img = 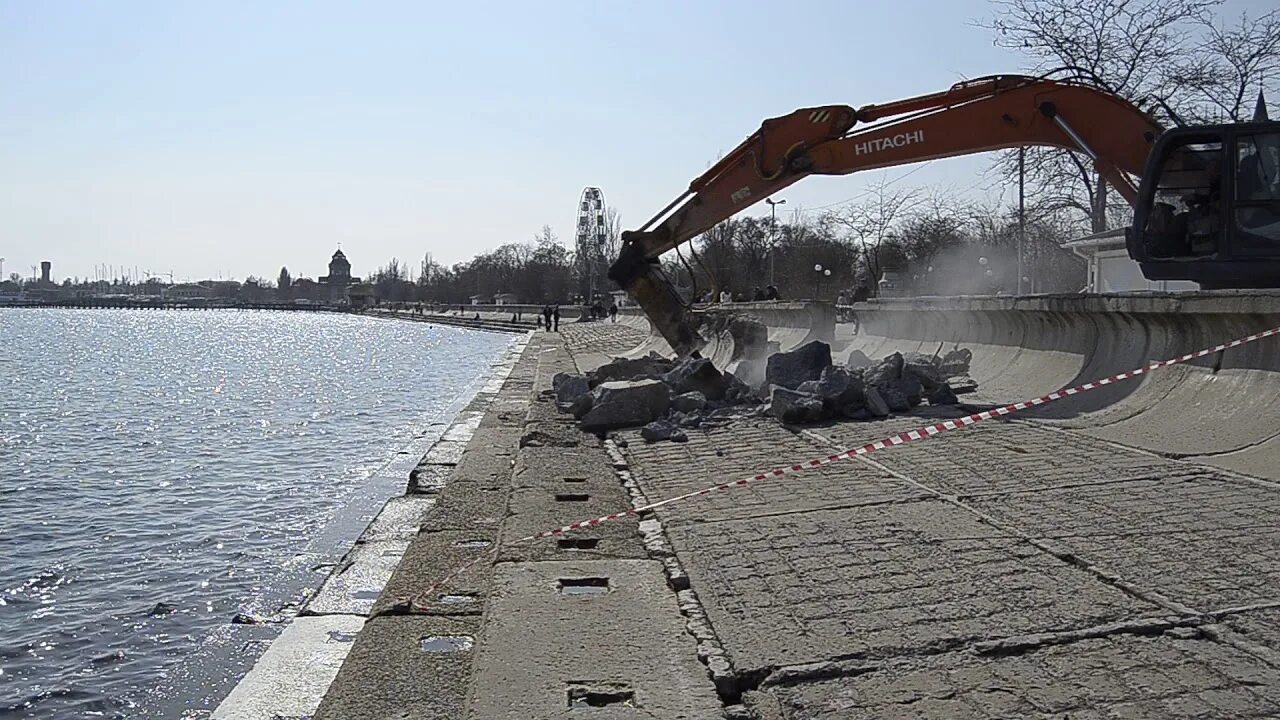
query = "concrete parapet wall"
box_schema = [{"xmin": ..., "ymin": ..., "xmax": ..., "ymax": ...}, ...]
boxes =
[
  {"xmin": 842, "ymin": 292, "xmax": 1280, "ymax": 475},
  {"xmin": 614, "ymin": 301, "xmax": 836, "ymax": 363}
]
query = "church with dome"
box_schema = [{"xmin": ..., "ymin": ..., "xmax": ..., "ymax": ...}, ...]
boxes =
[{"xmin": 319, "ymin": 248, "xmax": 362, "ymax": 303}]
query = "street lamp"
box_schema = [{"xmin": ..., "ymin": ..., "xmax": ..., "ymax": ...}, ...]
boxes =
[
  {"xmin": 765, "ymin": 197, "xmax": 786, "ymax": 286},
  {"xmin": 813, "ymin": 263, "xmax": 831, "ymax": 298}
]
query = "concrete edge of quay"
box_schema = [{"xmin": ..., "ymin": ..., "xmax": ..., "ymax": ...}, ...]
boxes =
[
  {"xmin": 307, "ymin": 327, "xmax": 728, "ymax": 719},
  {"xmin": 208, "ymin": 329, "xmax": 532, "ymax": 720}
]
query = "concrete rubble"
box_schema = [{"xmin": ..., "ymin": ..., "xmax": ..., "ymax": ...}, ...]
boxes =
[
  {"xmin": 548, "ymin": 354, "xmax": 765, "ymax": 442},
  {"xmin": 548, "ymin": 340, "xmax": 978, "ymax": 441}
]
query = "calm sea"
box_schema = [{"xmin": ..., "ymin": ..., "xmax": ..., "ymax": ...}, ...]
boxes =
[{"xmin": 0, "ymin": 309, "xmax": 513, "ymax": 719}]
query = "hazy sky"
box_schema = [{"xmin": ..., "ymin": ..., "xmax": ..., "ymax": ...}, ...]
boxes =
[{"xmin": 0, "ymin": 0, "xmax": 1268, "ymax": 283}]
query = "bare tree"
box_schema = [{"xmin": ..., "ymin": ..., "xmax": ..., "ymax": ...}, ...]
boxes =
[
  {"xmin": 821, "ymin": 178, "xmax": 920, "ymax": 295},
  {"xmin": 981, "ymin": 0, "xmax": 1219, "ymax": 233},
  {"xmin": 1170, "ymin": 9, "xmax": 1280, "ymax": 122}
]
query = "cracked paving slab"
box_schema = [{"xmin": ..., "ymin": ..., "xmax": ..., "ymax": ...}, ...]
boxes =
[
  {"xmin": 663, "ymin": 498, "xmax": 1158, "ymax": 674},
  {"xmin": 748, "ymin": 628, "xmax": 1280, "ymax": 719}
]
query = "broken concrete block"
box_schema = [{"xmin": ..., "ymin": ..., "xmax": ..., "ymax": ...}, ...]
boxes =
[
  {"xmin": 768, "ymin": 386, "xmax": 828, "ymax": 424},
  {"xmin": 579, "ymin": 379, "xmax": 671, "ymax": 431},
  {"xmin": 671, "ymin": 391, "xmax": 708, "ymax": 414},
  {"xmin": 864, "ymin": 352, "xmax": 904, "ymax": 387},
  {"xmin": 902, "ymin": 352, "xmax": 945, "ymax": 392},
  {"xmin": 588, "ymin": 356, "xmax": 675, "ymax": 387},
  {"xmin": 764, "ymin": 341, "xmax": 832, "ymax": 390},
  {"xmin": 641, "ymin": 418, "xmax": 688, "ymax": 443},
  {"xmin": 938, "ymin": 348, "xmax": 973, "ymax": 377},
  {"xmin": 662, "ymin": 358, "xmax": 726, "ymax": 400},
  {"xmin": 864, "ymin": 386, "xmax": 891, "ymax": 418},
  {"xmin": 552, "ymin": 373, "xmax": 591, "ymax": 408},
  {"xmin": 947, "ymin": 375, "xmax": 979, "ymax": 395},
  {"xmin": 927, "ymin": 383, "xmax": 960, "ymax": 406}
]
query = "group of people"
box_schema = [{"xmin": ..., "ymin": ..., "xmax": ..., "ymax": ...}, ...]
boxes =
[
  {"xmin": 704, "ymin": 285, "xmax": 781, "ymax": 304},
  {"xmin": 540, "ymin": 304, "xmax": 561, "ymax": 332}
]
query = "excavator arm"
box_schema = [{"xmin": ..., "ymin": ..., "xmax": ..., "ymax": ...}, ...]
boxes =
[{"xmin": 608, "ymin": 75, "xmax": 1163, "ymax": 355}]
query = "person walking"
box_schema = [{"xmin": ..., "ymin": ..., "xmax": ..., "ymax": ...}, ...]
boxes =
[
  {"xmin": 719, "ymin": 288, "xmax": 732, "ymax": 304},
  {"xmin": 552, "ymin": 304, "xmax": 561, "ymax": 332},
  {"xmin": 542, "ymin": 304, "xmax": 553, "ymax": 332}
]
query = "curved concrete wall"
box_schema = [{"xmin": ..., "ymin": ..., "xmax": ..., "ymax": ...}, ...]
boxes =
[
  {"xmin": 840, "ymin": 293, "xmax": 1280, "ymax": 476},
  {"xmin": 614, "ymin": 302, "xmax": 836, "ymax": 369},
  {"xmin": 616, "ymin": 293, "xmax": 1280, "ymax": 477}
]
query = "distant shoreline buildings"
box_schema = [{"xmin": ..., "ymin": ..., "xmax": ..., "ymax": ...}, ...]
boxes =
[{"xmin": 0, "ymin": 248, "xmax": 375, "ymax": 308}]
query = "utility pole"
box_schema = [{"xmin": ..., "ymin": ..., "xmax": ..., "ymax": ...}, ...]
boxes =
[
  {"xmin": 1017, "ymin": 147, "xmax": 1026, "ymax": 295},
  {"xmin": 765, "ymin": 197, "xmax": 786, "ymax": 286}
]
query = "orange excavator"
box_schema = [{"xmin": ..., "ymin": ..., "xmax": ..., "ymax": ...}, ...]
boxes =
[{"xmin": 608, "ymin": 74, "xmax": 1280, "ymax": 356}]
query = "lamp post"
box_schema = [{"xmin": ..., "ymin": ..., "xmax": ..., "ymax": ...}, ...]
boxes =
[
  {"xmin": 814, "ymin": 263, "xmax": 831, "ymax": 298},
  {"xmin": 765, "ymin": 197, "xmax": 786, "ymax": 287}
]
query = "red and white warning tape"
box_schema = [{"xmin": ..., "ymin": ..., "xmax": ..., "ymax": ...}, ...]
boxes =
[{"xmin": 410, "ymin": 325, "xmax": 1280, "ymax": 607}]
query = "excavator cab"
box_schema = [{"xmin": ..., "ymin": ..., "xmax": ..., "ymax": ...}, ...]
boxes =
[{"xmin": 1130, "ymin": 123, "xmax": 1280, "ymax": 288}]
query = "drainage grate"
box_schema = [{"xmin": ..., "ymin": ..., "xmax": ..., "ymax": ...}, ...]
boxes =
[
  {"xmin": 350, "ymin": 589, "xmax": 382, "ymax": 600},
  {"xmin": 454, "ymin": 539, "xmax": 491, "ymax": 548},
  {"xmin": 562, "ymin": 476, "xmax": 587, "ymax": 483},
  {"xmin": 558, "ymin": 577, "xmax": 609, "ymax": 596},
  {"xmin": 555, "ymin": 493, "xmax": 590, "ymax": 502},
  {"xmin": 567, "ymin": 683, "xmax": 636, "ymax": 708},
  {"xmin": 557, "ymin": 538, "xmax": 600, "ymax": 551},
  {"xmin": 420, "ymin": 635, "xmax": 474, "ymax": 652}
]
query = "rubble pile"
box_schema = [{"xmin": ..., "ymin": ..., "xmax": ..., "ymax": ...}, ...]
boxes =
[
  {"xmin": 548, "ymin": 342, "xmax": 978, "ymax": 443},
  {"xmin": 764, "ymin": 341, "xmax": 977, "ymax": 424},
  {"xmin": 550, "ymin": 354, "xmax": 764, "ymax": 443}
]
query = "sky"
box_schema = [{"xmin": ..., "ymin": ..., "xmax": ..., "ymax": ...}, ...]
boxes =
[{"xmin": 0, "ymin": 0, "xmax": 1269, "ymax": 283}]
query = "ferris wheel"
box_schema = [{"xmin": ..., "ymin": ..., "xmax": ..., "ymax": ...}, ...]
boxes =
[{"xmin": 576, "ymin": 187, "xmax": 608, "ymax": 300}]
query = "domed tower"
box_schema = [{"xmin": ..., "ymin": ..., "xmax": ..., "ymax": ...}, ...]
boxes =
[{"xmin": 327, "ymin": 249, "xmax": 352, "ymax": 283}]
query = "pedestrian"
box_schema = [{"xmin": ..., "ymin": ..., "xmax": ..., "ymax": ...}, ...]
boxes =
[
  {"xmin": 608, "ymin": 302, "xmax": 618, "ymax": 323},
  {"xmin": 543, "ymin": 304, "xmax": 553, "ymax": 332},
  {"xmin": 719, "ymin": 288, "xmax": 732, "ymax": 304},
  {"xmin": 552, "ymin": 304, "xmax": 561, "ymax": 332},
  {"xmin": 752, "ymin": 286, "xmax": 765, "ymax": 301},
  {"xmin": 765, "ymin": 285, "xmax": 780, "ymax": 300}
]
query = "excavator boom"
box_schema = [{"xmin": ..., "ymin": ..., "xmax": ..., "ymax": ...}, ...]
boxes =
[{"xmin": 609, "ymin": 75, "xmax": 1164, "ymax": 355}]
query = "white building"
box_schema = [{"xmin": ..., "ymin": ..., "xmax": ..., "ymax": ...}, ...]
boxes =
[
  {"xmin": 1062, "ymin": 229, "xmax": 1199, "ymax": 293},
  {"xmin": 162, "ymin": 283, "xmax": 215, "ymax": 300}
]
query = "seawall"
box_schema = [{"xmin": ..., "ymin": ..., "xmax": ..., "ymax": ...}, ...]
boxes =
[{"xmin": 842, "ymin": 292, "xmax": 1280, "ymax": 479}]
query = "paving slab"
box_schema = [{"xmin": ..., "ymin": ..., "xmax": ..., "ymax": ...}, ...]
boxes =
[
  {"xmin": 467, "ymin": 559, "xmax": 721, "ymax": 719},
  {"xmin": 666, "ymin": 499, "xmax": 1158, "ymax": 674},
  {"xmin": 371, "ymin": 529, "xmax": 497, "ymax": 617},
  {"xmin": 211, "ymin": 614, "xmax": 364, "ymax": 720},
  {"xmin": 821, "ymin": 417, "xmax": 1177, "ymax": 498},
  {"xmin": 496, "ymin": 445, "xmax": 645, "ymax": 562},
  {"xmin": 417, "ymin": 479, "xmax": 510, "ymax": 534},
  {"xmin": 312, "ymin": 615, "xmax": 479, "ymax": 720},
  {"xmin": 749, "ymin": 630, "xmax": 1280, "ymax": 719},
  {"xmin": 621, "ymin": 418, "xmax": 933, "ymax": 524},
  {"xmin": 966, "ymin": 473, "xmax": 1280, "ymax": 611}
]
